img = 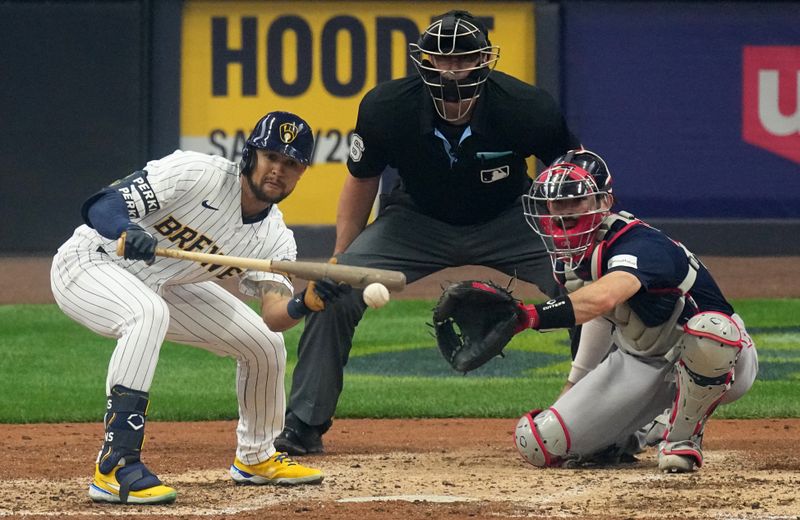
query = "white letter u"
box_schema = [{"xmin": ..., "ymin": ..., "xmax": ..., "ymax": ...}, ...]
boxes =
[{"xmin": 758, "ymin": 70, "xmax": 800, "ymax": 136}]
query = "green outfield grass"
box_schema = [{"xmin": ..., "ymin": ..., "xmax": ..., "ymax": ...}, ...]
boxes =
[{"xmin": 0, "ymin": 299, "xmax": 798, "ymax": 423}]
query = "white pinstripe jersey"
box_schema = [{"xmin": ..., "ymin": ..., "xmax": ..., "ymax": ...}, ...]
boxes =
[{"xmin": 63, "ymin": 150, "xmax": 296, "ymax": 296}]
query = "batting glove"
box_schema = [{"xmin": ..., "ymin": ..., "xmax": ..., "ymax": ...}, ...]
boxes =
[
  {"xmin": 287, "ymin": 278, "xmax": 351, "ymax": 319},
  {"xmin": 123, "ymin": 224, "xmax": 157, "ymax": 265}
]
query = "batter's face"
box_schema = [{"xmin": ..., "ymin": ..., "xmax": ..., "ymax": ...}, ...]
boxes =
[{"xmin": 245, "ymin": 149, "xmax": 306, "ymax": 205}]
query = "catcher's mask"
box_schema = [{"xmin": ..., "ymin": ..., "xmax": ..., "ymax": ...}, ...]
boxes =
[
  {"xmin": 523, "ymin": 149, "xmax": 613, "ymax": 273},
  {"xmin": 240, "ymin": 111, "xmax": 315, "ymax": 176},
  {"xmin": 409, "ymin": 10, "xmax": 500, "ymax": 122}
]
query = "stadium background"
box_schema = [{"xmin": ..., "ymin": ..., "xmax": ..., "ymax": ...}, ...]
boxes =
[
  {"xmin": 1, "ymin": 0, "xmax": 798, "ymax": 260},
  {"xmin": 0, "ymin": 2, "xmax": 799, "ymax": 518}
]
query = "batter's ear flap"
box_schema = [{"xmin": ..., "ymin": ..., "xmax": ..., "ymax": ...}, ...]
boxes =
[{"xmin": 240, "ymin": 145, "xmax": 254, "ymax": 175}]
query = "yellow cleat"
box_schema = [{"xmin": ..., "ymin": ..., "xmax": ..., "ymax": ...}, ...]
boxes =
[
  {"xmin": 230, "ymin": 452, "xmax": 324, "ymax": 485},
  {"xmin": 89, "ymin": 463, "xmax": 177, "ymax": 504}
]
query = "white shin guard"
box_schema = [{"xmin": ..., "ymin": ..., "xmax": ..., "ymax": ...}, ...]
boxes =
[{"xmin": 666, "ymin": 312, "xmax": 744, "ymax": 444}]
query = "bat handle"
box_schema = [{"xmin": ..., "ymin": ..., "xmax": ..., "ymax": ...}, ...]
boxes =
[{"xmin": 116, "ymin": 233, "xmax": 126, "ymax": 257}]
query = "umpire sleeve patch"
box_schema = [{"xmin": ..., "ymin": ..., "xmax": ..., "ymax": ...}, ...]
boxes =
[
  {"xmin": 110, "ymin": 170, "xmax": 161, "ymax": 217},
  {"xmin": 349, "ymin": 133, "xmax": 365, "ymax": 162}
]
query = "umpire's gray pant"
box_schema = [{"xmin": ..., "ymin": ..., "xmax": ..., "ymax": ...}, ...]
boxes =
[{"xmin": 287, "ymin": 191, "xmax": 557, "ymax": 427}]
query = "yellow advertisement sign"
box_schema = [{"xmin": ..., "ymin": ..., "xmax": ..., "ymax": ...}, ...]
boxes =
[{"xmin": 181, "ymin": 1, "xmax": 536, "ymax": 224}]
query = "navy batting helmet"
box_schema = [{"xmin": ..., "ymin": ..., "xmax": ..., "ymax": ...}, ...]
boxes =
[{"xmin": 240, "ymin": 111, "xmax": 315, "ymax": 174}]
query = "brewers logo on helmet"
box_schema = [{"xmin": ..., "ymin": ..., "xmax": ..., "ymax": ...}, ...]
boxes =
[
  {"xmin": 240, "ymin": 111, "xmax": 315, "ymax": 174},
  {"xmin": 279, "ymin": 122, "xmax": 299, "ymax": 144}
]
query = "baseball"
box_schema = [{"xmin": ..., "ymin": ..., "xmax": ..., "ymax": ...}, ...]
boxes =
[{"xmin": 363, "ymin": 282, "xmax": 390, "ymax": 309}]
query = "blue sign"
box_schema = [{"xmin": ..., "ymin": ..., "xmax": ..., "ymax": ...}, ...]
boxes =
[{"xmin": 562, "ymin": 2, "xmax": 800, "ymax": 219}]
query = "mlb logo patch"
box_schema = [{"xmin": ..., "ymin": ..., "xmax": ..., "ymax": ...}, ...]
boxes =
[{"xmin": 480, "ymin": 165, "xmax": 510, "ymax": 183}]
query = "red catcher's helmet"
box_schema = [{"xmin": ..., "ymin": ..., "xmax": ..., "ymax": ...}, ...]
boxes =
[{"xmin": 523, "ymin": 149, "xmax": 613, "ymax": 272}]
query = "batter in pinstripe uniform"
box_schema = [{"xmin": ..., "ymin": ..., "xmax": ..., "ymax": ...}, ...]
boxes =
[{"xmin": 50, "ymin": 111, "xmax": 348, "ymax": 505}]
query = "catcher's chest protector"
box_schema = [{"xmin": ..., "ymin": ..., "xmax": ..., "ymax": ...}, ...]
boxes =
[{"xmin": 563, "ymin": 212, "xmax": 700, "ymax": 358}]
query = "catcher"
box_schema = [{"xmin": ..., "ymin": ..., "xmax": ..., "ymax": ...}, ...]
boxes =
[{"xmin": 433, "ymin": 149, "xmax": 758, "ymax": 472}]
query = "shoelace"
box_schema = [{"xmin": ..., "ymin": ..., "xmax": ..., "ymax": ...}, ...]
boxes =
[{"xmin": 273, "ymin": 452, "xmax": 297, "ymax": 466}]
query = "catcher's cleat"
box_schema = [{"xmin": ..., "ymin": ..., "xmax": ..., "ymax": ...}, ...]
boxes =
[
  {"xmin": 643, "ymin": 410, "xmax": 670, "ymax": 447},
  {"xmin": 230, "ymin": 452, "xmax": 324, "ymax": 485},
  {"xmin": 658, "ymin": 440, "xmax": 703, "ymax": 473},
  {"xmin": 89, "ymin": 462, "xmax": 177, "ymax": 505}
]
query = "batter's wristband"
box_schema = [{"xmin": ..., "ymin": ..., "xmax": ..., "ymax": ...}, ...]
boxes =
[
  {"xmin": 287, "ymin": 293, "xmax": 312, "ymax": 319},
  {"xmin": 533, "ymin": 295, "xmax": 576, "ymax": 330}
]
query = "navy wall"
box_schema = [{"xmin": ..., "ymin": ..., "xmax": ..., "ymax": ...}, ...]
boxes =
[
  {"xmin": 1, "ymin": 2, "xmax": 150, "ymax": 253},
  {"xmin": 561, "ymin": 1, "xmax": 800, "ymax": 220}
]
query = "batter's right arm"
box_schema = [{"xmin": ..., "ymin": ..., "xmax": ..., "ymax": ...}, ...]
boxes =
[{"xmin": 333, "ymin": 174, "xmax": 380, "ymax": 255}]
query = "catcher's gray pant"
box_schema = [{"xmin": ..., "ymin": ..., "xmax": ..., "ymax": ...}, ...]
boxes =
[
  {"xmin": 550, "ymin": 327, "xmax": 758, "ymax": 459},
  {"xmin": 287, "ymin": 191, "xmax": 557, "ymax": 427}
]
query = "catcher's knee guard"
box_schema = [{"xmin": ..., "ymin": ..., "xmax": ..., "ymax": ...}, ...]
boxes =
[
  {"xmin": 514, "ymin": 408, "xmax": 570, "ymax": 467},
  {"xmin": 665, "ymin": 312, "xmax": 744, "ymax": 448}
]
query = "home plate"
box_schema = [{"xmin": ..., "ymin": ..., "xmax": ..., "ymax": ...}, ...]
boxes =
[{"xmin": 338, "ymin": 495, "xmax": 474, "ymax": 503}]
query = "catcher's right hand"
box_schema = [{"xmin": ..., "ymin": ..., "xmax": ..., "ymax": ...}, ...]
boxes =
[{"xmin": 432, "ymin": 280, "xmax": 527, "ymax": 373}]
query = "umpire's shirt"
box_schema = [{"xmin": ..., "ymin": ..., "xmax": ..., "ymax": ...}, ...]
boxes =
[{"xmin": 347, "ymin": 71, "xmax": 581, "ymax": 225}]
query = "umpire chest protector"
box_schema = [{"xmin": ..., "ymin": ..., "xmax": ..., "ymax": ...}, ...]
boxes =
[{"xmin": 563, "ymin": 212, "xmax": 701, "ymax": 358}]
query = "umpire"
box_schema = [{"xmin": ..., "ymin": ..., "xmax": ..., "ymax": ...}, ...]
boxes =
[{"xmin": 275, "ymin": 9, "xmax": 581, "ymax": 455}]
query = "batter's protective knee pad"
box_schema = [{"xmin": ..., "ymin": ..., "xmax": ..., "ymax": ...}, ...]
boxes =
[
  {"xmin": 666, "ymin": 312, "xmax": 744, "ymax": 444},
  {"xmin": 514, "ymin": 408, "xmax": 570, "ymax": 467}
]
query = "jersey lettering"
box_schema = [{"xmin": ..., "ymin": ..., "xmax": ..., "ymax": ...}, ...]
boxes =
[
  {"xmin": 154, "ymin": 216, "xmax": 182, "ymax": 236},
  {"xmin": 170, "ymin": 227, "xmax": 199, "ymax": 249},
  {"xmin": 218, "ymin": 266, "xmax": 243, "ymax": 278},
  {"xmin": 152, "ymin": 216, "xmax": 242, "ymax": 279}
]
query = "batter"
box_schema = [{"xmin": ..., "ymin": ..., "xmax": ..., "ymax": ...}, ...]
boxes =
[{"xmin": 50, "ymin": 111, "xmax": 348, "ymax": 504}]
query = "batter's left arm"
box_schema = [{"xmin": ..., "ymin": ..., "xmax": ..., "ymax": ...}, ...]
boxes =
[
  {"xmin": 257, "ymin": 281, "xmax": 299, "ymax": 332},
  {"xmin": 256, "ymin": 279, "xmax": 351, "ymax": 332}
]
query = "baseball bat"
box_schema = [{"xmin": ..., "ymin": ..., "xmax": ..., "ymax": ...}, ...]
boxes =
[{"xmin": 116, "ymin": 234, "xmax": 406, "ymax": 291}]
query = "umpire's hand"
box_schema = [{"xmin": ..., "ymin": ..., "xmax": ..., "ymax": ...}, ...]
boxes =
[{"xmin": 123, "ymin": 224, "xmax": 157, "ymax": 265}]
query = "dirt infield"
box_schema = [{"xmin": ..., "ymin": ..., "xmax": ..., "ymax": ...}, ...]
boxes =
[
  {"xmin": 1, "ymin": 419, "xmax": 799, "ymax": 519},
  {"xmin": 2, "ymin": 257, "xmax": 799, "ymax": 519}
]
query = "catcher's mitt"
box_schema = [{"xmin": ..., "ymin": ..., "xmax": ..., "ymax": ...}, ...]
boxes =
[{"xmin": 432, "ymin": 280, "xmax": 525, "ymax": 373}]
